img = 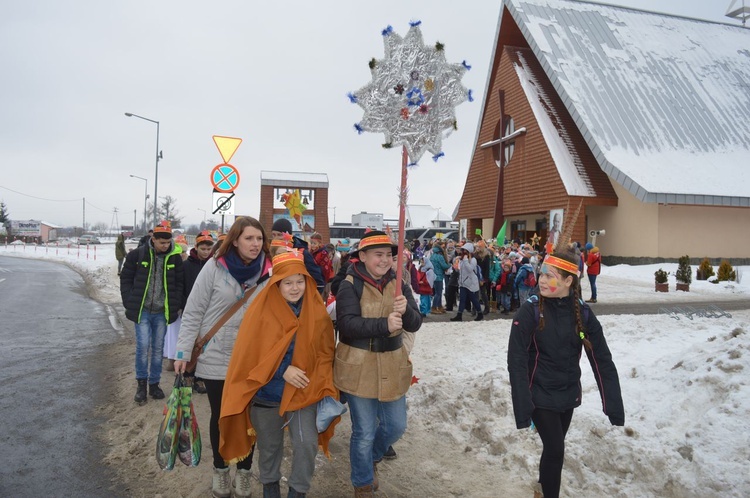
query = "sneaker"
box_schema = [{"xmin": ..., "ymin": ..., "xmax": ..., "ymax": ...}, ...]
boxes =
[
  {"xmin": 586, "ymin": 298, "xmax": 597, "ymax": 303},
  {"xmin": 149, "ymin": 383, "xmax": 165, "ymax": 400},
  {"xmin": 212, "ymin": 467, "xmax": 231, "ymax": 498},
  {"xmin": 233, "ymin": 468, "xmax": 252, "ymax": 498},
  {"xmin": 383, "ymin": 445, "xmax": 398, "ymax": 460},
  {"xmin": 193, "ymin": 380, "xmax": 207, "ymax": 394},
  {"xmin": 287, "ymin": 486, "xmax": 306, "ymax": 498}
]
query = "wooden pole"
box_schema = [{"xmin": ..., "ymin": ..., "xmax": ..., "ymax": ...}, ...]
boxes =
[{"xmin": 395, "ymin": 146, "xmax": 408, "ymax": 296}]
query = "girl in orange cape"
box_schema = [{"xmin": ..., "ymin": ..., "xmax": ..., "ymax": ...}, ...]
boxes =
[{"xmin": 220, "ymin": 250, "xmax": 340, "ymax": 497}]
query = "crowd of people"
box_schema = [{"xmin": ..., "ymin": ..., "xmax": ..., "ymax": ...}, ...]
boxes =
[{"xmin": 118, "ymin": 220, "xmax": 617, "ymax": 498}]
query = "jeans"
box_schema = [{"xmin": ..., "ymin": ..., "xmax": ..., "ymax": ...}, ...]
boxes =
[
  {"xmin": 588, "ymin": 274, "xmax": 598, "ymax": 300},
  {"xmin": 500, "ymin": 292, "xmax": 512, "ymax": 311},
  {"xmin": 431, "ymin": 279, "xmax": 444, "ymax": 309},
  {"xmin": 347, "ymin": 394, "xmax": 407, "ymax": 487},
  {"xmin": 134, "ymin": 310, "xmax": 167, "ymax": 384},
  {"xmin": 457, "ymin": 287, "xmax": 482, "ymax": 315}
]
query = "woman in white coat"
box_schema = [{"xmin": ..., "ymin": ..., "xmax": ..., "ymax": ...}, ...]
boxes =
[{"xmin": 174, "ymin": 216, "xmax": 272, "ymax": 498}]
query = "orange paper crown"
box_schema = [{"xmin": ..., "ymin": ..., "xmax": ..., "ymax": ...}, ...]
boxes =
[
  {"xmin": 358, "ymin": 234, "xmax": 394, "ymax": 251},
  {"xmin": 196, "ymin": 230, "xmax": 214, "ymax": 245},
  {"xmin": 543, "ymin": 255, "xmax": 580, "ymax": 276},
  {"xmin": 271, "ymin": 232, "xmax": 293, "ymax": 248},
  {"xmin": 271, "ymin": 249, "xmax": 305, "ymax": 270},
  {"xmin": 154, "ymin": 220, "xmax": 172, "ymax": 234}
]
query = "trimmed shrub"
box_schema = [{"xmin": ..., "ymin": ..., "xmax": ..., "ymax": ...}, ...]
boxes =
[
  {"xmin": 654, "ymin": 268, "xmax": 668, "ymax": 283},
  {"xmin": 675, "ymin": 255, "xmax": 692, "ymax": 284},
  {"xmin": 717, "ymin": 260, "xmax": 736, "ymax": 282},
  {"xmin": 697, "ymin": 258, "xmax": 715, "ymax": 280}
]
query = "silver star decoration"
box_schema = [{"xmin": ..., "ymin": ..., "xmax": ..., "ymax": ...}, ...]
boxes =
[{"xmin": 350, "ymin": 23, "xmax": 471, "ymax": 163}]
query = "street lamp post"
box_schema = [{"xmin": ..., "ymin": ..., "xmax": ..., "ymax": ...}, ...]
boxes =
[
  {"xmin": 197, "ymin": 208, "xmax": 207, "ymax": 224},
  {"xmin": 129, "ymin": 174, "xmax": 148, "ymax": 234},
  {"xmin": 125, "ymin": 112, "xmax": 161, "ymax": 227}
]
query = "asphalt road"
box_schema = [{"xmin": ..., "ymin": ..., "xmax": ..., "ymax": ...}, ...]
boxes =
[{"xmin": 0, "ymin": 256, "xmax": 125, "ymax": 497}]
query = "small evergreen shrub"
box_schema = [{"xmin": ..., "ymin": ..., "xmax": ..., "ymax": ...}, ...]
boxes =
[
  {"xmin": 717, "ymin": 260, "xmax": 736, "ymax": 282},
  {"xmin": 675, "ymin": 255, "xmax": 692, "ymax": 284},
  {"xmin": 697, "ymin": 258, "xmax": 715, "ymax": 280},
  {"xmin": 654, "ymin": 268, "xmax": 668, "ymax": 283}
]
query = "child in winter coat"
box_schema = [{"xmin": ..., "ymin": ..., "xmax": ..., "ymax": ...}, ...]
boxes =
[
  {"xmin": 496, "ymin": 260, "xmax": 514, "ymax": 314},
  {"xmin": 417, "ymin": 256, "xmax": 435, "ymax": 317}
]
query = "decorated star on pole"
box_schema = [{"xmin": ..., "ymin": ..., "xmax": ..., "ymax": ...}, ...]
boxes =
[
  {"xmin": 348, "ymin": 21, "xmax": 473, "ymax": 164},
  {"xmin": 280, "ymin": 189, "xmax": 307, "ymax": 229}
]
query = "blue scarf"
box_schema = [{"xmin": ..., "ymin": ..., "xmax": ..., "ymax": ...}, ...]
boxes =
[{"xmin": 224, "ymin": 249, "xmax": 265, "ymax": 286}]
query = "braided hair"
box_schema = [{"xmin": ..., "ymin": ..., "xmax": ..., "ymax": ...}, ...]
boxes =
[{"xmin": 537, "ymin": 247, "xmax": 592, "ymax": 351}]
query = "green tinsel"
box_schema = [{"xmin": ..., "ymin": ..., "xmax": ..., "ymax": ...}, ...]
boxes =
[
  {"xmin": 369, "ymin": 58, "xmax": 377, "ymax": 70},
  {"xmin": 382, "ymin": 142, "xmax": 393, "ymax": 149},
  {"xmin": 452, "ymin": 120, "xmax": 458, "ymax": 131},
  {"xmin": 435, "ymin": 41, "xmax": 444, "ymax": 52}
]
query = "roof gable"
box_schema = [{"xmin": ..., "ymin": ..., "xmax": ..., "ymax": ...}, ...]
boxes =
[{"xmin": 505, "ymin": 0, "xmax": 750, "ymax": 205}]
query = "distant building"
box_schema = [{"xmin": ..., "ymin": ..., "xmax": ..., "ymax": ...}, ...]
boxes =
[
  {"xmin": 456, "ymin": 0, "xmax": 750, "ymax": 259},
  {"xmin": 259, "ymin": 171, "xmax": 330, "ymax": 241},
  {"xmin": 351, "ymin": 212, "xmax": 383, "ymax": 229},
  {"xmin": 10, "ymin": 220, "xmax": 60, "ymax": 243}
]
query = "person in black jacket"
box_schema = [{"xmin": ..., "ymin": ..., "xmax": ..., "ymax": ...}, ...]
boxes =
[
  {"xmin": 507, "ymin": 247, "xmax": 624, "ymax": 498},
  {"xmin": 120, "ymin": 221, "xmax": 184, "ymax": 404}
]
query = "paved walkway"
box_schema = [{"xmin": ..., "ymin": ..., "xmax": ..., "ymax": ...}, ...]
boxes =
[{"xmin": 423, "ymin": 299, "xmax": 749, "ymax": 323}]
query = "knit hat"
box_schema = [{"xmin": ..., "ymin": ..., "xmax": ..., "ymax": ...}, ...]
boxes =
[
  {"xmin": 271, "ymin": 218, "xmax": 293, "ymax": 234},
  {"xmin": 336, "ymin": 238, "xmax": 351, "ymax": 252},
  {"xmin": 153, "ymin": 220, "xmax": 172, "ymax": 239},
  {"xmin": 351, "ymin": 230, "xmax": 397, "ymax": 258},
  {"xmin": 585, "ymin": 242, "xmax": 594, "ymax": 251},
  {"xmin": 196, "ymin": 230, "xmax": 214, "ymax": 246}
]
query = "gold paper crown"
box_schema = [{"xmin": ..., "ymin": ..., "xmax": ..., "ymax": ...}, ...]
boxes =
[{"xmin": 271, "ymin": 232, "xmax": 293, "ymax": 248}]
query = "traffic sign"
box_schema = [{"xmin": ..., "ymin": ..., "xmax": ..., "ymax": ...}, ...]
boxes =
[
  {"xmin": 212, "ymin": 191, "xmax": 235, "ymax": 215},
  {"xmin": 210, "ymin": 163, "xmax": 240, "ymax": 193},
  {"xmin": 212, "ymin": 135, "xmax": 243, "ymax": 164}
]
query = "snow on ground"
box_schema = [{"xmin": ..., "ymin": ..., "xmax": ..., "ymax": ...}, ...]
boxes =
[{"xmin": 2, "ymin": 243, "xmax": 749, "ymax": 497}]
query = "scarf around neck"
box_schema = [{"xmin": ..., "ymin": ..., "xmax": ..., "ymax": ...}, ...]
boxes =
[{"xmin": 224, "ymin": 248, "xmax": 264, "ymax": 286}]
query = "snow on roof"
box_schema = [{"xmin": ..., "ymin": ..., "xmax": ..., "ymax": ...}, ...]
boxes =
[
  {"xmin": 505, "ymin": 0, "xmax": 750, "ymax": 205},
  {"xmin": 512, "ymin": 49, "xmax": 596, "ymax": 197},
  {"xmin": 259, "ymin": 170, "xmax": 329, "ymax": 188},
  {"xmin": 406, "ymin": 205, "xmax": 454, "ymax": 227}
]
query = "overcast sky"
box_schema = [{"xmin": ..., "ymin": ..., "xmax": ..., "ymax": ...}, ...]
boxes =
[{"xmin": 0, "ymin": 0, "xmax": 738, "ymax": 229}]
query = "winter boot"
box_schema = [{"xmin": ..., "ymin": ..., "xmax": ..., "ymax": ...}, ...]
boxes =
[
  {"xmin": 449, "ymin": 313, "xmax": 463, "ymax": 322},
  {"xmin": 212, "ymin": 467, "xmax": 231, "ymax": 498},
  {"xmin": 263, "ymin": 481, "xmax": 281, "ymax": 498},
  {"xmin": 438, "ymin": 306, "xmax": 447, "ymax": 314},
  {"xmin": 149, "ymin": 383, "xmax": 165, "ymax": 400},
  {"xmin": 474, "ymin": 312, "xmax": 484, "ymax": 321},
  {"xmin": 287, "ymin": 486, "xmax": 306, "ymax": 498},
  {"xmin": 193, "ymin": 379, "xmax": 207, "ymax": 394},
  {"xmin": 353, "ymin": 484, "xmax": 375, "ymax": 498},
  {"xmin": 134, "ymin": 379, "xmax": 147, "ymax": 404},
  {"xmin": 383, "ymin": 445, "xmax": 398, "ymax": 460},
  {"xmin": 233, "ymin": 468, "xmax": 252, "ymax": 498}
]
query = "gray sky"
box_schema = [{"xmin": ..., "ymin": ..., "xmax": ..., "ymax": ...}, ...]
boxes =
[{"xmin": 0, "ymin": 0, "xmax": 737, "ymax": 229}]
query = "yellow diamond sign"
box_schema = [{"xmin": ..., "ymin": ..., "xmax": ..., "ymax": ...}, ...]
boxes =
[{"xmin": 212, "ymin": 135, "xmax": 243, "ymax": 164}]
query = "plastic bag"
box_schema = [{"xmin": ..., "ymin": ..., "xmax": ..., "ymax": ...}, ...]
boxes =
[
  {"xmin": 316, "ymin": 396, "xmax": 347, "ymax": 433},
  {"xmin": 155, "ymin": 376, "xmax": 182, "ymax": 470},
  {"xmin": 156, "ymin": 375, "xmax": 202, "ymax": 470},
  {"xmin": 177, "ymin": 383, "xmax": 201, "ymax": 467}
]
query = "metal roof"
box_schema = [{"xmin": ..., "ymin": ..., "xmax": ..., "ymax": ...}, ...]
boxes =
[
  {"xmin": 259, "ymin": 171, "xmax": 329, "ymax": 188},
  {"xmin": 499, "ymin": 0, "xmax": 750, "ymax": 206}
]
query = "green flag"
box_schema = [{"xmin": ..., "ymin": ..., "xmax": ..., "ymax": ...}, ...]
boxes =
[
  {"xmin": 475, "ymin": 228, "xmax": 482, "ymax": 236},
  {"xmin": 495, "ymin": 220, "xmax": 508, "ymax": 244}
]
